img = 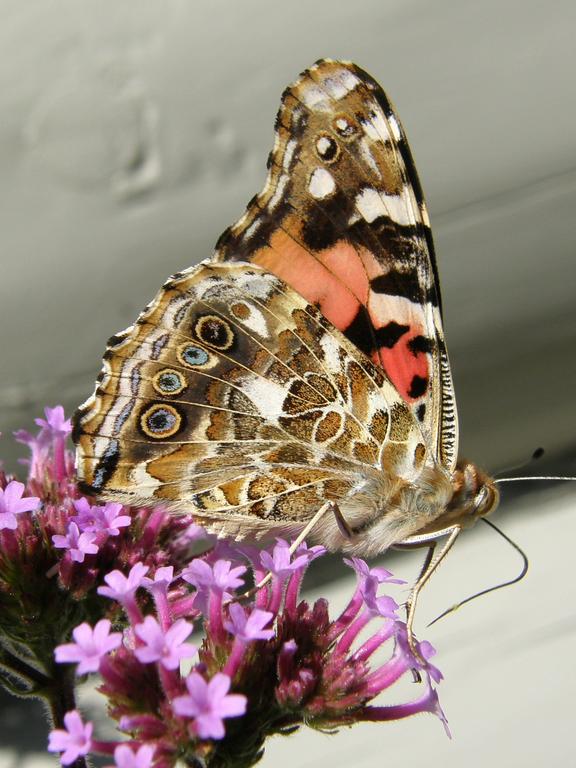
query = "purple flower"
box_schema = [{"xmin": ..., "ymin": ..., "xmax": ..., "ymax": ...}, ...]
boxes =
[
  {"xmin": 141, "ymin": 565, "xmax": 174, "ymax": 593},
  {"xmin": 345, "ymin": 557, "xmax": 404, "ymax": 587},
  {"xmin": 295, "ymin": 541, "xmax": 326, "ymax": 561},
  {"xmin": 52, "ymin": 522, "xmax": 99, "ymax": 562},
  {"xmin": 98, "ymin": 563, "xmax": 149, "ymax": 602},
  {"xmin": 35, "ymin": 405, "xmax": 72, "ymax": 438},
  {"xmin": 72, "ymin": 498, "xmax": 131, "ymax": 536},
  {"xmin": 181, "ymin": 558, "xmax": 246, "ymax": 624},
  {"xmin": 0, "ymin": 480, "xmax": 40, "ymax": 530},
  {"xmin": 48, "ymin": 710, "xmax": 93, "ymax": 765},
  {"xmin": 260, "ymin": 539, "xmax": 314, "ymax": 577},
  {"xmin": 55, "ymin": 619, "xmax": 122, "ymax": 675},
  {"xmin": 175, "ymin": 522, "xmax": 213, "ymax": 546},
  {"xmin": 395, "ymin": 625, "xmax": 443, "ymax": 684},
  {"xmin": 108, "ymin": 743, "xmax": 155, "ymax": 768},
  {"xmin": 183, "ymin": 559, "xmax": 246, "ymax": 592},
  {"xmin": 224, "ymin": 603, "xmax": 275, "ymax": 642},
  {"xmin": 13, "ymin": 428, "xmax": 51, "ymax": 478},
  {"xmin": 134, "ymin": 616, "xmax": 196, "ymax": 670},
  {"xmin": 13, "ymin": 427, "xmax": 48, "ymax": 452},
  {"xmin": 345, "ymin": 557, "xmax": 402, "ymax": 618},
  {"xmin": 173, "ymin": 672, "xmax": 247, "ymax": 739}
]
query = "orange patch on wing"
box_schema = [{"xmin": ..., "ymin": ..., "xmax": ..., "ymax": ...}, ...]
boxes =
[
  {"xmin": 253, "ymin": 229, "xmax": 430, "ymax": 403},
  {"xmin": 253, "ymin": 229, "xmax": 370, "ymax": 332},
  {"xmin": 377, "ymin": 328, "xmax": 429, "ymax": 403}
]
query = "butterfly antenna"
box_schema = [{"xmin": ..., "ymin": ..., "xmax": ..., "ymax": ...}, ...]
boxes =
[
  {"xmin": 495, "ymin": 475, "xmax": 576, "ymax": 484},
  {"xmin": 427, "ymin": 518, "xmax": 529, "ymax": 628},
  {"xmin": 493, "ymin": 446, "xmax": 545, "ymax": 479}
]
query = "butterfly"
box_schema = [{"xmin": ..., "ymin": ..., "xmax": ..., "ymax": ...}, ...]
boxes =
[{"xmin": 73, "ymin": 59, "xmax": 499, "ymax": 646}]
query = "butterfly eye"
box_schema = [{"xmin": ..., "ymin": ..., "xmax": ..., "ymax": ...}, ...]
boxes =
[
  {"xmin": 177, "ymin": 344, "xmax": 210, "ymax": 368},
  {"xmin": 194, "ymin": 314, "xmax": 235, "ymax": 351},
  {"xmin": 475, "ymin": 483, "xmax": 499, "ymax": 517},
  {"xmin": 314, "ymin": 133, "xmax": 339, "ymax": 163},
  {"xmin": 139, "ymin": 404, "xmax": 183, "ymax": 439},
  {"xmin": 152, "ymin": 369, "xmax": 186, "ymax": 396},
  {"xmin": 332, "ymin": 114, "xmax": 358, "ymax": 140},
  {"xmin": 473, "ymin": 485, "xmax": 491, "ymax": 516}
]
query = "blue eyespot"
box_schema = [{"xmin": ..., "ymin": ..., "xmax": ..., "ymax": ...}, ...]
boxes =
[
  {"xmin": 159, "ymin": 373, "xmax": 180, "ymax": 391},
  {"xmin": 147, "ymin": 408, "xmax": 176, "ymax": 432},
  {"xmin": 180, "ymin": 345, "xmax": 209, "ymax": 366},
  {"xmin": 140, "ymin": 404, "xmax": 182, "ymax": 439},
  {"xmin": 153, "ymin": 369, "xmax": 186, "ymax": 395}
]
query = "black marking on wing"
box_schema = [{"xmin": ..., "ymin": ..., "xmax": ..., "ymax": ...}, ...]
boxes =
[
  {"xmin": 408, "ymin": 335, "xmax": 434, "ymax": 355},
  {"xmin": 375, "ymin": 321, "xmax": 410, "ymax": 348},
  {"xmin": 86, "ymin": 439, "xmax": 120, "ymax": 494},
  {"xmin": 342, "ymin": 308, "xmax": 378, "ymax": 358},
  {"xmin": 300, "ymin": 190, "xmax": 354, "ymax": 251},
  {"xmin": 370, "ymin": 269, "xmax": 423, "ymax": 303},
  {"xmin": 214, "ymin": 197, "xmax": 294, "ymax": 259},
  {"xmin": 348, "ymin": 61, "xmax": 444, "ymax": 318},
  {"xmin": 408, "ymin": 375, "xmax": 428, "ymax": 398}
]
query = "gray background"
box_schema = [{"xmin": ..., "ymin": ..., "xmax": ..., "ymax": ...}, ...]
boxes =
[{"xmin": 1, "ymin": 1, "xmax": 575, "ymax": 766}]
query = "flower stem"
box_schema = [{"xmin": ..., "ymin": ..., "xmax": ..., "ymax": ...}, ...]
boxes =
[{"xmin": 44, "ymin": 665, "xmax": 89, "ymax": 768}]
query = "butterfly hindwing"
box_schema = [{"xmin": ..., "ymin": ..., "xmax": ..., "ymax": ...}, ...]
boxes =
[
  {"xmin": 214, "ymin": 59, "xmax": 458, "ymax": 471},
  {"xmin": 74, "ymin": 261, "xmax": 437, "ymax": 550}
]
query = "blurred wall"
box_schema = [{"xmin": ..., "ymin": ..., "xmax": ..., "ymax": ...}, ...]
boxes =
[{"xmin": 1, "ymin": 0, "xmax": 575, "ymax": 472}]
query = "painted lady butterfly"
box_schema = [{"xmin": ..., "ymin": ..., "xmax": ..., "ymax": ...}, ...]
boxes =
[{"xmin": 73, "ymin": 60, "xmax": 499, "ymax": 643}]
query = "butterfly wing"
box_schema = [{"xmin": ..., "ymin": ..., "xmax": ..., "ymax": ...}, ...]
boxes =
[
  {"xmin": 214, "ymin": 59, "xmax": 457, "ymax": 472},
  {"xmin": 74, "ymin": 261, "xmax": 444, "ymax": 552}
]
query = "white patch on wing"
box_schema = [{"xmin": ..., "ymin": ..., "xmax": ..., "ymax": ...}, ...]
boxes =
[
  {"xmin": 92, "ymin": 435, "xmax": 112, "ymax": 464},
  {"xmin": 318, "ymin": 332, "xmax": 342, "ymax": 376},
  {"xmin": 358, "ymin": 138, "xmax": 381, "ymax": 177},
  {"xmin": 158, "ymin": 293, "xmax": 192, "ymax": 328},
  {"xmin": 383, "ymin": 191, "xmax": 418, "ymax": 226},
  {"xmin": 233, "ymin": 302, "xmax": 270, "ymax": 338},
  {"xmin": 355, "ymin": 187, "xmax": 386, "ymax": 222},
  {"xmin": 98, "ymin": 395, "xmax": 132, "ymax": 447},
  {"xmin": 370, "ymin": 293, "xmax": 425, "ymax": 331},
  {"xmin": 283, "ymin": 139, "xmax": 297, "ymax": 170},
  {"xmin": 335, "ymin": 117, "xmax": 351, "ymax": 133},
  {"xmin": 308, "ymin": 167, "xmax": 336, "ymax": 199},
  {"xmin": 242, "ymin": 376, "xmax": 288, "ymax": 417},
  {"xmin": 355, "ymin": 187, "xmax": 418, "ymax": 226},
  {"xmin": 117, "ymin": 360, "xmax": 138, "ymax": 398},
  {"xmin": 302, "ymin": 85, "xmax": 330, "ymax": 110},
  {"xmin": 77, "ymin": 392, "xmax": 97, "ymax": 418},
  {"xmin": 267, "ymin": 172, "xmax": 289, "ymax": 210},
  {"xmin": 130, "ymin": 461, "xmax": 161, "ymax": 492},
  {"xmin": 362, "ymin": 111, "xmax": 391, "ymax": 143},
  {"xmin": 324, "ymin": 70, "xmax": 360, "ymax": 99},
  {"xmin": 133, "ymin": 328, "xmax": 168, "ymax": 364},
  {"xmin": 242, "ymin": 217, "xmax": 262, "ymax": 240},
  {"xmin": 316, "ymin": 136, "xmax": 332, "ymax": 156},
  {"xmin": 234, "ymin": 269, "xmax": 281, "ymax": 301},
  {"xmin": 388, "ymin": 114, "xmax": 402, "ymax": 142}
]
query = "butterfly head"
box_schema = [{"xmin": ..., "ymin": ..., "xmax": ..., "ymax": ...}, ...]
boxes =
[{"xmin": 446, "ymin": 460, "xmax": 500, "ymax": 529}]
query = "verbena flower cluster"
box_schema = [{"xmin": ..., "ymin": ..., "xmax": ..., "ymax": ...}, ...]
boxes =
[{"xmin": 0, "ymin": 407, "xmax": 448, "ymax": 768}]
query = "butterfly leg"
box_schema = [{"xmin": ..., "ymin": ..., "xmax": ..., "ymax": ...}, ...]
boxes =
[
  {"xmin": 403, "ymin": 525, "xmax": 462, "ymax": 664},
  {"xmin": 288, "ymin": 500, "xmax": 351, "ymax": 554}
]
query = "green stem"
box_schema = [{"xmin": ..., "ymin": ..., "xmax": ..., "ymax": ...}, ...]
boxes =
[
  {"xmin": 44, "ymin": 664, "xmax": 89, "ymax": 768},
  {"xmin": 0, "ymin": 648, "xmax": 51, "ymax": 694}
]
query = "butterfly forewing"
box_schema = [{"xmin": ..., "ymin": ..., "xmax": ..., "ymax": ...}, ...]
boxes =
[{"xmin": 214, "ymin": 59, "xmax": 458, "ymax": 472}]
